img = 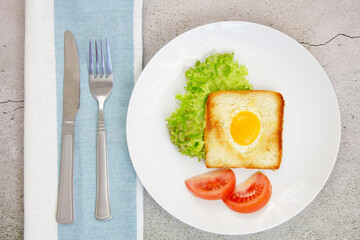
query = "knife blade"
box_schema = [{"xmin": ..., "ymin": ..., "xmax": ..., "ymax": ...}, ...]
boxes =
[{"xmin": 56, "ymin": 30, "xmax": 80, "ymax": 224}]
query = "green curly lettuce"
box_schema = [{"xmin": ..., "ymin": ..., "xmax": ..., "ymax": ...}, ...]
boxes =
[{"xmin": 166, "ymin": 53, "xmax": 252, "ymax": 161}]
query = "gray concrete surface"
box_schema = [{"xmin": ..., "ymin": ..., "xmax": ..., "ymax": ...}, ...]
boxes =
[
  {"xmin": 0, "ymin": 0, "xmax": 25, "ymax": 239},
  {"xmin": 0, "ymin": 0, "xmax": 359, "ymax": 239},
  {"xmin": 142, "ymin": 0, "xmax": 360, "ymax": 239}
]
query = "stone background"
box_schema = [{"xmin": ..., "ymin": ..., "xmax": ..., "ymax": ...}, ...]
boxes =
[{"xmin": 0, "ymin": 0, "xmax": 359, "ymax": 239}]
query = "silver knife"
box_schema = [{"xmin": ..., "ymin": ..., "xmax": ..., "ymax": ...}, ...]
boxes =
[{"xmin": 56, "ymin": 30, "xmax": 80, "ymax": 224}]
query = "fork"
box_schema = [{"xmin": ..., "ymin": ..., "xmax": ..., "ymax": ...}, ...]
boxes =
[{"xmin": 89, "ymin": 39, "xmax": 112, "ymax": 220}]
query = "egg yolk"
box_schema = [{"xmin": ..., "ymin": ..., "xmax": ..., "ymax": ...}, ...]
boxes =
[{"xmin": 230, "ymin": 111, "xmax": 261, "ymax": 146}]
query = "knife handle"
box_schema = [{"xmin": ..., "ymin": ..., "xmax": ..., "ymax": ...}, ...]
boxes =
[
  {"xmin": 56, "ymin": 121, "xmax": 75, "ymax": 224},
  {"xmin": 95, "ymin": 108, "xmax": 112, "ymax": 220}
]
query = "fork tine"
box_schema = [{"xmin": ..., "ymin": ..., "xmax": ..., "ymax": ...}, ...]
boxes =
[
  {"xmin": 100, "ymin": 40, "xmax": 105, "ymax": 77},
  {"xmin": 95, "ymin": 41, "xmax": 99, "ymax": 77},
  {"xmin": 106, "ymin": 39, "xmax": 112, "ymax": 75},
  {"xmin": 89, "ymin": 40, "xmax": 94, "ymax": 76}
]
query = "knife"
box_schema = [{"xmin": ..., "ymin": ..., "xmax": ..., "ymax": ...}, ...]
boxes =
[{"xmin": 56, "ymin": 30, "xmax": 80, "ymax": 224}]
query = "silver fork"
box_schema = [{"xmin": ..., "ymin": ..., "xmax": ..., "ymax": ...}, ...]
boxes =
[{"xmin": 89, "ymin": 39, "xmax": 112, "ymax": 220}]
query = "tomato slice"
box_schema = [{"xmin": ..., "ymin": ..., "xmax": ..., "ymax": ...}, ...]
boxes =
[
  {"xmin": 185, "ymin": 169, "xmax": 236, "ymax": 200},
  {"xmin": 223, "ymin": 172, "xmax": 272, "ymax": 213}
]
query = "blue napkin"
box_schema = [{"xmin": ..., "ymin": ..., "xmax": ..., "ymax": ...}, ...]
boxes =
[{"xmin": 55, "ymin": 0, "xmax": 142, "ymax": 239}]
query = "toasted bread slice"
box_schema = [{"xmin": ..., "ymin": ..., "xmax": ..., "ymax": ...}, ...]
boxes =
[{"xmin": 205, "ymin": 90, "xmax": 284, "ymax": 169}]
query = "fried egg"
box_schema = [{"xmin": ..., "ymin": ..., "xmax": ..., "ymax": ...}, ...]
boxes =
[{"xmin": 225, "ymin": 109, "xmax": 263, "ymax": 153}]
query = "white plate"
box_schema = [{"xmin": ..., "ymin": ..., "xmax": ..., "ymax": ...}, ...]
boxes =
[{"xmin": 126, "ymin": 21, "xmax": 341, "ymax": 235}]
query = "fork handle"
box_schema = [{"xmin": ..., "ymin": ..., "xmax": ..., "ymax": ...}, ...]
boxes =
[
  {"xmin": 95, "ymin": 108, "xmax": 112, "ymax": 220},
  {"xmin": 56, "ymin": 121, "xmax": 75, "ymax": 224}
]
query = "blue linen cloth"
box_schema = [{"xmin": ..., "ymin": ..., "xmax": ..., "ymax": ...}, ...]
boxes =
[{"xmin": 55, "ymin": 0, "xmax": 138, "ymax": 239}]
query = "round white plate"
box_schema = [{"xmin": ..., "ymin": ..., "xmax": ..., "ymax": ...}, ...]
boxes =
[{"xmin": 126, "ymin": 21, "xmax": 341, "ymax": 235}]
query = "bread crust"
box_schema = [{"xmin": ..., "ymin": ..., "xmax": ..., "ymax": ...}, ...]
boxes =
[{"xmin": 205, "ymin": 90, "xmax": 284, "ymax": 169}]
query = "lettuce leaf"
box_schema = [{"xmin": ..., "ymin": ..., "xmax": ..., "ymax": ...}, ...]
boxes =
[{"xmin": 166, "ymin": 53, "xmax": 252, "ymax": 161}]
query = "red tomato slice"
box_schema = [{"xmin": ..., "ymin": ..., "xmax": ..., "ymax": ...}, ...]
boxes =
[
  {"xmin": 223, "ymin": 172, "xmax": 272, "ymax": 213},
  {"xmin": 185, "ymin": 169, "xmax": 236, "ymax": 200}
]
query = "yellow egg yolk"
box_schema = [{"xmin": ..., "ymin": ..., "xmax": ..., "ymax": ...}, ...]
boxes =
[{"xmin": 230, "ymin": 111, "xmax": 261, "ymax": 146}]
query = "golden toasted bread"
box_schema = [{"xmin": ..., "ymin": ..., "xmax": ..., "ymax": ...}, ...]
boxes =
[{"xmin": 204, "ymin": 90, "xmax": 284, "ymax": 169}]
